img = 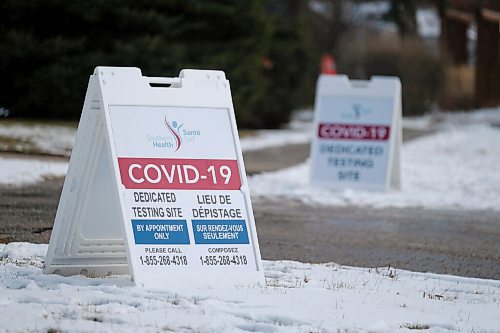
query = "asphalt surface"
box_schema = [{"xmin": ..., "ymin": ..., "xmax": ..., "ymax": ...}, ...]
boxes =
[
  {"xmin": 1, "ymin": 127, "xmax": 499, "ymax": 280},
  {"xmin": 254, "ymin": 196, "xmax": 500, "ymax": 280},
  {"xmin": 0, "ymin": 178, "xmax": 61, "ymax": 244}
]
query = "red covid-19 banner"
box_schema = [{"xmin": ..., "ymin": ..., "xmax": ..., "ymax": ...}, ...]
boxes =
[
  {"xmin": 318, "ymin": 123, "xmax": 390, "ymax": 141},
  {"xmin": 118, "ymin": 157, "xmax": 241, "ymax": 190}
]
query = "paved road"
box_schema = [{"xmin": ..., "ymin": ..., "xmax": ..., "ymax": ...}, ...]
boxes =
[
  {"xmin": 0, "ymin": 179, "xmax": 60, "ymax": 244},
  {"xmin": 254, "ymin": 197, "xmax": 500, "ymax": 280}
]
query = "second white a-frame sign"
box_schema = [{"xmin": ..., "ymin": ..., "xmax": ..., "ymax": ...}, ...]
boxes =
[
  {"xmin": 310, "ymin": 75, "xmax": 402, "ymax": 191},
  {"xmin": 44, "ymin": 67, "xmax": 264, "ymax": 289}
]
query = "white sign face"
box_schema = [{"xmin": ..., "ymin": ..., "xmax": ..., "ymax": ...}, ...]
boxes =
[
  {"xmin": 108, "ymin": 105, "xmax": 259, "ymax": 285},
  {"xmin": 310, "ymin": 76, "xmax": 401, "ymax": 191}
]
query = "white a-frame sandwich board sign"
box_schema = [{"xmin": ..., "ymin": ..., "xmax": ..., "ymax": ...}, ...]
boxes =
[
  {"xmin": 44, "ymin": 67, "xmax": 264, "ymax": 289},
  {"xmin": 310, "ymin": 75, "xmax": 402, "ymax": 191}
]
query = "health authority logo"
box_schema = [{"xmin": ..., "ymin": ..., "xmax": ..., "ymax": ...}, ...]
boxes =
[
  {"xmin": 165, "ymin": 115, "xmax": 183, "ymax": 152},
  {"xmin": 340, "ymin": 104, "xmax": 372, "ymax": 120}
]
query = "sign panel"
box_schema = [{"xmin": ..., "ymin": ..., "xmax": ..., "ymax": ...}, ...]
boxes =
[
  {"xmin": 310, "ymin": 75, "xmax": 402, "ymax": 191},
  {"xmin": 44, "ymin": 67, "xmax": 264, "ymax": 289},
  {"xmin": 109, "ymin": 105, "xmax": 258, "ymax": 283}
]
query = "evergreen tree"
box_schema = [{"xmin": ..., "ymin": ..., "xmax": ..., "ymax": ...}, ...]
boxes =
[
  {"xmin": 384, "ymin": 0, "xmax": 418, "ymax": 37},
  {"xmin": 0, "ymin": 0, "xmax": 318, "ymax": 128}
]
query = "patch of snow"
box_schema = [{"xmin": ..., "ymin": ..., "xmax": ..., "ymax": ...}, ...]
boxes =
[
  {"xmin": 0, "ymin": 242, "xmax": 499, "ymax": 332},
  {"xmin": 350, "ymin": 1, "xmax": 390, "ymax": 20},
  {"xmin": 438, "ymin": 108, "xmax": 500, "ymax": 127},
  {"xmin": 0, "ymin": 123, "xmax": 76, "ymax": 156},
  {"xmin": 0, "ymin": 156, "xmax": 68, "ymax": 185},
  {"xmin": 0, "ymin": 242, "xmax": 47, "ymax": 260},
  {"xmin": 309, "ymin": 0, "xmax": 333, "ymax": 19},
  {"xmin": 468, "ymin": 23, "xmax": 477, "ymax": 41},
  {"xmin": 240, "ymin": 126, "xmax": 312, "ymax": 152},
  {"xmin": 403, "ymin": 108, "xmax": 500, "ymax": 130},
  {"xmin": 402, "ymin": 114, "xmax": 435, "ymax": 130},
  {"xmin": 250, "ymin": 123, "xmax": 500, "ymax": 211},
  {"xmin": 240, "ymin": 112, "xmax": 313, "ymax": 151},
  {"xmin": 417, "ymin": 8, "xmax": 441, "ymax": 38}
]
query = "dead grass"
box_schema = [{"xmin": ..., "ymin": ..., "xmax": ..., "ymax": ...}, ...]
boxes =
[
  {"xmin": 0, "ymin": 119, "xmax": 76, "ymax": 156},
  {"xmin": 237, "ymin": 129, "xmax": 258, "ymax": 138},
  {"xmin": 401, "ymin": 323, "xmax": 430, "ymax": 330}
]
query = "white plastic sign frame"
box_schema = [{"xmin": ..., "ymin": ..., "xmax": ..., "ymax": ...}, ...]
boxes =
[
  {"xmin": 44, "ymin": 67, "xmax": 264, "ymax": 289},
  {"xmin": 310, "ymin": 75, "xmax": 402, "ymax": 191}
]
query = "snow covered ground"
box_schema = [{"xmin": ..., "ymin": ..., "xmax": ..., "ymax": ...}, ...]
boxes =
[
  {"xmin": 1, "ymin": 242, "xmax": 499, "ymax": 332},
  {"xmin": 0, "ymin": 122, "xmax": 76, "ymax": 157},
  {"xmin": 249, "ymin": 108, "xmax": 500, "ymax": 211},
  {"xmin": 0, "ymin": 157, "xmax": 68, "ymax": 185},
  {"xmin": 240, "ymin": 118, "xmax": 312, "ymax": 152},
  {"xmin": 0, "ymin": 121, "xmax": 73, "ymax": 185}
]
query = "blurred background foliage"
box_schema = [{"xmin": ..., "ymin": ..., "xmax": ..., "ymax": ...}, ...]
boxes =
[
  {"xmin": 0, "ymin": 0, "xmax": 464, "ymax": 127},
  {"xmin": 336, "ymin": 32, "xmax": 443, "ymax": 116},
  {"xmin": 0, "ymin": 0, "xmax": 319, "ymax": 128}
]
